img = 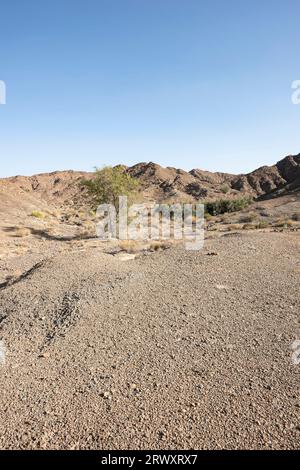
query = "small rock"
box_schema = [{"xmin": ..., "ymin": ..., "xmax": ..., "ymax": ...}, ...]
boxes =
[
  {"xmin": 130, "ymin": 383, "xmax": 137, "ymax": 389},
  {"xmin": 39, "ymin": 352, "xmax": 50, "ymax": 358}
]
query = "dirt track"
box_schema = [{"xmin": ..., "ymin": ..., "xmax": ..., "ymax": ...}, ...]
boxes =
[{"xmin": 0, "ymin": 231, "xmax": 300, "ymax": 449}]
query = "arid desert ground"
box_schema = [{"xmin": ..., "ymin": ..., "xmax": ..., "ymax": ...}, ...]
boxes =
[{"xmin": 1, "ymin": 157, "xmax": 300, "ymax": 449}]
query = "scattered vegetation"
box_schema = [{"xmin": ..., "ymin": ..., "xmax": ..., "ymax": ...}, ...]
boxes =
[{"xmin": 204, "ymin": 197, "xmax": 252, "ymax": 216}]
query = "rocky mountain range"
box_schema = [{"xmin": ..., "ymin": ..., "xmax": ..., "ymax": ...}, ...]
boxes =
[{"xmin": 1, "ymin": 153, "xmax": 300, "ymax": 211}]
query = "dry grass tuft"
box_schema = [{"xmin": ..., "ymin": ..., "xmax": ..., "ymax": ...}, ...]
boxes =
[
  {"xmin": 149, "ymin": 240, "xmax": 172, "ymax": 251},
  {"xmin": 226, "ymin": 224, "xmax": 241, "ymax": 231},
  {"xmin": 273, "ymin": 218, "xmax": 294, "ymax": 228},
  {"xmin": 5, "ymin": 269, "xmax": 23, "ymax": 282},
  {"xmin": 12, "ymin": 227, "xmax": 31, "ymax": 238},
  {"xmin": 118, "ymin": 239, "xmax": 172, "ymax": 253},
  {"xmin": 30, "ymin": 210, "xmax": 46, "ymax": 219},
  {"xmin": 242, "ymin": 223, "xmax": 256, "ymax": 230},
  {"xmin": 118, "ymin": 240, "xmax": 145, "ymax": 253},
  {"xmin": 239, "ymin": 212, "xmax": 258, "ymax": 223},
  {"xmin": 256, "ymin": 219, "xmax": 269, "ymax": 229},
  {"xmin": 48, "ymin": 209, "xmax": 61, "ymax": 218}
]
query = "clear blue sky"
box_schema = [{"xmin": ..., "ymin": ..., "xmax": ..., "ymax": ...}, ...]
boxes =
[{"xmin": 0, "ymin": 0, "xmax": 299, "ymax": 177}]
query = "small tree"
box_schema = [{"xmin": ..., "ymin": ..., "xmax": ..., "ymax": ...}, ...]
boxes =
[{"xmin": 82, "ymin": 166, "xmax": 140, "ymax": 209}]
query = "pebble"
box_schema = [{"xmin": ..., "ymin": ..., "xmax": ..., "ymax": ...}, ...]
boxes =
[{"xmin": 39, "ymin": 352, "xmax": 50, "ymax": 358}]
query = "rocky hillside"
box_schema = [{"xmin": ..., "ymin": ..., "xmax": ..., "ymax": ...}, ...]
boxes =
[
  {"xmin": 1, "ymin": 154, "xmax": 300, "ymax": 211},
  {"xmin": 127, "ymin": 153, "xmax": 300, "ymax": 201},
  {"xmin": 231, "ymin": 154, "xmax": 300, "ymax": 197}
]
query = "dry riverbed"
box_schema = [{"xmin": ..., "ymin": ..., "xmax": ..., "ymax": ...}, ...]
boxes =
[{"xmin": 0, "ymin": 231, "xmax": 300, "ymax": 449}]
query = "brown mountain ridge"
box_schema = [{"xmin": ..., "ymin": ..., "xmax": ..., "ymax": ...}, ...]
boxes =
[{"xmin": 1, "ymin": 153, "xmax": 300, "ymax": 209}]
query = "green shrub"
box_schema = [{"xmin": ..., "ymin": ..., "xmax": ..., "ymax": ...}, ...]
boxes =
[
  {"xmin": 256, "ymin": 220, "xmax": 269, "ymax": 229},
  {"xmin": 205, "ymin": 197, "xmax": 252, "ymax": 216},
  {"xmin": 220, "ymin": 184, "xmax": 230, "ymax": 194},
  {"xmin": 30, "ymin": 210, "xmax": 46, "ymax": 219}
]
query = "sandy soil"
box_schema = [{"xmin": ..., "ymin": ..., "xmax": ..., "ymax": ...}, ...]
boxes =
[{"xmin": 0, "ymin": 231, "xmax": 300, "ymax": 449}]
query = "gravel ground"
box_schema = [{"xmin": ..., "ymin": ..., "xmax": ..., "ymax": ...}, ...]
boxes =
[{"xmin": 0, "ymin": 231, "xmax": 300, "ymax": 449}]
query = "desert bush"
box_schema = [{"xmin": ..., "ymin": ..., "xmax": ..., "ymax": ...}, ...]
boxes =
[
  {"xmin": 220, "ymin": 184, "xmax": 230, "ymax": 194},
  {"xmin": 79, "ymin": 221, "xmax": 95, "ymax": 239},
  {"xmin": 242, "ymin": 223, "xmax": 256, "ymax": 230},
  {"xmin": 82, "ymin": 166, "xmax": 140, "ymax": 209},
  {"xmin": 149, "ymin": 241, "xmax": 171, "ymax": 251},
  {"xmin": 12, "ymin": 227, "xmax": 31, "ymax": 237},
  {"xmin": 205, "ymin": 197, "xmax": 252, "ymax": 216},
  {"xmin": 227, "ymin": 224, "xmax": 241, "ymax": 231},
  {"xmin": 204, "ymin": 212, "xmax": 212, "ymax": 221},
  {"xmin": 256, "ymin": 220, "xmax": 269, "ymax": 229},
  {"xmin": 239, "ymin": 212, "xmax": 258, "ymax": 223},
  {"xmin": 30, "ymin": 210, "xmax": 46, "ymax": 219},
  {"xmin": 286, "ymin": 219, "xmax": 294, "ymax": 227},
  {"xmin": 273, "ymin": 218, "xmax": 294, "ymax": 228},
  {"xmin": 79, "ymin": 230, "xmax": 93, "ymax": 239},
  {"xmin": 51, "ymin": 210, "xmax": 61, "ymax": 218},
  {"xmin": 118, "ymin": 240, "xmax": 144, "ymax": 253},
  {"xmin": 118, "ymin": 239, "xmax": 171, "ymax": 253},
  {"xmin": 45, "ymin": 209, "xmax": 60, "ymax": 218}
]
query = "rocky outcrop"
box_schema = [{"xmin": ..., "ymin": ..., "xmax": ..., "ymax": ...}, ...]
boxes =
[{"xmin": 230, "ymin": 154, "xmax": 300, "ymax": 197}]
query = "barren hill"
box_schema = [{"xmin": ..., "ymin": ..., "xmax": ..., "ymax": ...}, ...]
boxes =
[
  {"xmin": 1, "ymin": 154, "xmax": 300, "ymax": 211},
  {"xmin": 127, "ymin": 153, "xmax": 300, "ymax": 200}
]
